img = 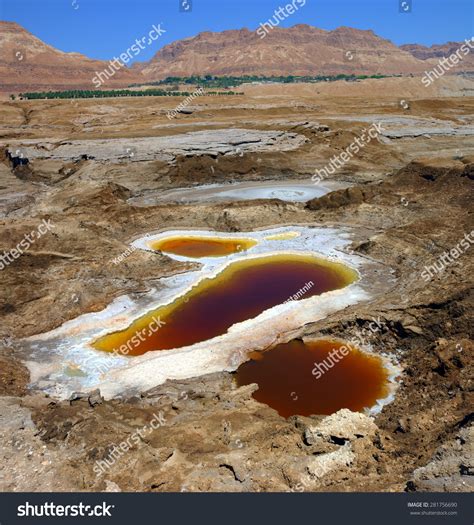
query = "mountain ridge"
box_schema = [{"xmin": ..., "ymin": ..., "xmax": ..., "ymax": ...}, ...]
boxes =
[{"xmin": 0, "ymin": 20, "xmax": 471, "ymax": 93}]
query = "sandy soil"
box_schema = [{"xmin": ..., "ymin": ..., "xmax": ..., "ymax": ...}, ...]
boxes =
[{"xmin": 0, "ymin": 78, "xmax": 472, "ymax": 492}]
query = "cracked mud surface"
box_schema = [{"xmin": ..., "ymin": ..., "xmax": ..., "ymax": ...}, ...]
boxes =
[{"xmin": 0, "ymin": 85, "xmax": 472, "ymax": 492}]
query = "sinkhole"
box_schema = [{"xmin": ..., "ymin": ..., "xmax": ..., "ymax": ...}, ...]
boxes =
[
  {"xmin": 149, "ymin": 235, "xmax": 257, "ymax": 258},
  {"xmin": 235, "ymin": 339, "xmax": 391, "ymax": 418},
  {"xmin": 92, "ymin": 254, "xmax": 358, "ymax": 356}
]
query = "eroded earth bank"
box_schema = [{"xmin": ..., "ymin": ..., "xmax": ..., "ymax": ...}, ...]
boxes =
[{"xmin": 0, "ymin": 81, "xmax": 472, "ymax": 492}]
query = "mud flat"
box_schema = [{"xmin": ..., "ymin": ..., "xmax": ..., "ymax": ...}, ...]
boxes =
[
  {"xmin": 5, "ymin": 128, "xmax": 307, "ymax": 163},
  {"xmin": 323, "ymin": 114, "xmax": 474, "ymax": 133},
  {"xmin": 0, "ymin": 89, "xmax": 472, "ymax": 493},
  {"xmin": 128, "ymin": 180, "xmax": 351, "ymax": 206}
]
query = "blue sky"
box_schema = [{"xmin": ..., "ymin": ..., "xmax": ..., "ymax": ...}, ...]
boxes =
[{"xmin": 1, "ymin": 0, "xmax": 472, "ymax": 63}]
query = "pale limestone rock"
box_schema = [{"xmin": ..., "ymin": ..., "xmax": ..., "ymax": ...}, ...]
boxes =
[
  {"xmin": 304, "ymin": 409, "xmax": 378, "ymax": 445},
  {"xmin": 307, "ymin": 443, "xmax": 355, "ymax": 478}
]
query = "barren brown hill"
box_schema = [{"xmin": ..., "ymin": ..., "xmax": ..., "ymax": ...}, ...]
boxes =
[
  {"xmin": 0, "ymin": 21, "xmax": 143, "ymax": 94},
  {"xmin": 401, "ymin": 41, "xmax": 474, "ymax": 71},
  {"xmin": 138, "ymin": 24, "xmax": 429, "ymax": 79}
]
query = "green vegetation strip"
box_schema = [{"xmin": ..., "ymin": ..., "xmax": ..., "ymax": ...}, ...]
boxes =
[
  {"xmin": 16, "ymin": 89, "xmax": 243, "ymax": 100},
  {"xmin": 130, "ymin": 73, "xmax": 392, "ymax": 89}
]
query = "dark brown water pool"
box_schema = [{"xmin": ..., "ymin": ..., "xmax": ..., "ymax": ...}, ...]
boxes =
[
  {"xmin": 235, "ymin": 339, "xmax": 390, "ymax": 417},
  {"xmin": 92, "ymin": 254, "xmax": 358, "ymax": 356},
  {"xmin": 150, "ymin": 235, "xmax": 257, "ymax": 258}
]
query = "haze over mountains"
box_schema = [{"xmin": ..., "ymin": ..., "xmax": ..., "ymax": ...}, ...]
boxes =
[{"xmin": 0, "ymin": 20, "xmax": 472, "ymax": 93}]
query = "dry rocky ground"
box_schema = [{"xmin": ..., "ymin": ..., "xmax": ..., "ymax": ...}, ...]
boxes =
[{"xmin": 0, "ymin": 79, "xmax": 472, "ymax": 492}]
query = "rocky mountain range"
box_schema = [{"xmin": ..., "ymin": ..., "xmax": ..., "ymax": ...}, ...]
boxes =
[
  {"xmin": 0, "ymin": 20, "xmax": 471, "ymax": 94},
  {"xmin": 400, "ymin": 41, "xmax": 474, "ymax": 69},
  {"xmin": 138, "ymin": 25, "xmax": 427, "ymax": 78}
]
